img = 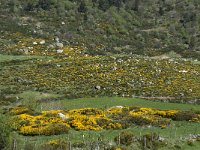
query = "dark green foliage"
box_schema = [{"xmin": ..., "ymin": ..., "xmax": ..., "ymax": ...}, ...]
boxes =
[
  {"xmin": 172, "ymin": 111, "xmax": 198, "ymax": 121},
  {"xmin": 72, "ymin": 141, "xmax": 86, "ymax": 148},
  {"xmin": 98, "ymin": 0, "xmax": 110, "ymax": 11},
  {"xmin": 114, "ymin": 131, "xmax": 136, "ymax": 146},
  {"xmin": 0, "ymin": 113, "xmax": 11, "ymax": 149},
  {"xmin": 133, "ymin": 0, "xmax": 140, "ymax": 11},
  {"xmin": 78, "ymin": 1, "xmax": 87, "ymax": 13}
]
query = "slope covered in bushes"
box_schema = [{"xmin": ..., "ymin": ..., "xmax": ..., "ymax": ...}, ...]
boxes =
[{"xmin": 0, "ymin": 0, "xmax": 200, "ymax": 59}]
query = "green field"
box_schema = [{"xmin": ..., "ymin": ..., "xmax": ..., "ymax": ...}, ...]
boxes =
[
  {"xmin": 0, "ymin": 54, "xmax": 52, "ymax": 62},
  {"xmin": 47, "ymin": 97, "xmax": 200, "ymax": 111}
]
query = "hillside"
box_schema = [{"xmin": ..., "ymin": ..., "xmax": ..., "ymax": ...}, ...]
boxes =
[{"xmin": 0, "ymin": 0, "xmax": 200, "ymax": 59}]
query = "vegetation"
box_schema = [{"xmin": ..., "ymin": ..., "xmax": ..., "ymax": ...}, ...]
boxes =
[
  {"xmin": 0, "ymin": 112, "xmax": 11, "ymax": 149},
  {"xmin": 0, "ymin": 0, "xmax": 200, "ymax": 149},
  {"xmin": 0, "ymin": 0, "xmax": 200, "ymax": 58}
]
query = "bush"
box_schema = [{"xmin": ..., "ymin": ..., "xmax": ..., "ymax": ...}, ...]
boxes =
[
  {"xmin": 40, "ymin": 139, "xmax": 68, "ymax": 150},
  {"xmin": 43, "ymin": 123, "xmax": 69, "ymax": 135},
  {"xmin": 18, "ymin": 123, "xmax": 69, "ymax": 136},
  {"xmin": 140, "ymin": 133, "xmax": 159, "ymax": 149},
  {"xmin": 72, "ymin": 141, "xmax": 86, "ymax": 148},
  {"xmin": 0, "ymin": 113, "xmax": 11, "ymax": 149},
  {"xmin": 114, "ymin": 131, "xmax": 136, "ymax": 146},
  {"xmin": 9, "ymin": 105, "xmax": 34, "ymax": 115},
  {"xmin": 172, "ymin": 111, "xmax": 197, "ymax": 121}
]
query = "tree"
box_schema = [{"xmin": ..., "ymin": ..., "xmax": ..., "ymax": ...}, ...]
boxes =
[
  {"xmin": 133, "ymin": 0, "xmax": 140, "ymax": 11},
  {"xmin": 38, "ymin": 0, "xmax": 51, "ymax": 10},
  {"xmin": 9, "ymin": 0, "xmax": 20, "ymax": 13},
  {"xmin": 78, "ymin": 1, "xmax": 87, "ymax": 13},
  {"xmin": 98, "ymin": 0, "xmax": 110, "ymax": 11},
  {"xmin": 109, "ymin": 0, "xmax": 123, "ymax": 9}
]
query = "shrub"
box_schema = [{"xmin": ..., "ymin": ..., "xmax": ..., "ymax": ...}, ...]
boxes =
[
  {"xmin": 9, "ymin": 105, "xmax": 33, "ymax": 115},
  {"xmin": 43, "ymin": 123, "xmax": 69, "ymax": 135},
  {"xmin": 72, "ymin": 141, "xmax": 86, "ymax": 148},
  {"xmin": 114, "ymin": 131, "xmax": 136, "ymax": 146},
  {"xmin": 0, "ymin": 113, "xmax": 11, "ymax": 149},
  {"xmin": 172, "ymin": 111, "xmax": 197, "ymax": 121},
  {"xmin": 41, "ymin": 139, "xmax": 68, "ymax": 150},
  {"xmin": 140, "ymin": 133, "xmax": 160, "ymax": 149}
]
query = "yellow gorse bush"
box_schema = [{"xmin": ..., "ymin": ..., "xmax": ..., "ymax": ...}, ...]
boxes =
[
  {"xmin": 10, "ymin": 106, "xmax": 200, "ymax": 135},
  {"xmin": 9, "ymin": 106, "xmax": 31, "ymax": 115}
]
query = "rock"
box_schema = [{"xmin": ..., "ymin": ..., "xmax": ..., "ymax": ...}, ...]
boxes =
[
  {"xmin": 23, "ymin": 49, "xmax": 29, "ymax": 54},
  {"xmin": 61, "ymin": 21, "xmax": 65, "ymax": 25},
  {"xmin": 56, "ymin": 42, "xmax": 64, "ymax": 48},
  {"xmin": 95, "ymin": 85, "xmax": 101, "ymax": 90},
  {"xmin": 38, "ymin": 30, "xmax": 44, "ymax": 35},
  {"xmin": 55, "ymin": 31, "xmax": 61, "ymax": 36},
  {"xmin": 179, "ymin": 70, "xmax": 188, "ymax": 73},
  {"xmin": 56, "ymin": 49, "xmax": 63, "ymax": 53},
  {"xmin": 58, "ymin": 113, "xmax": 69, "ymax": 120},
  {"xmin": 40, "ymin": 40, "xmax": 45, "ymax": 45},
  {"xmin": 48, "ymin": 44, "xmax": 55, "ymax": 49},
  {"xmin": 36, "ymin": 22, "xmax": 42, "ymax": 28},
  {"xmin": 113, "ymin": 66, "xmax": 117, "ymax": 70},
  {"xmin": 115, "ymin": 106, "xmax": 124, "ymax": 108},
  {"xmin": 33, "ymin": 42, "xmax": 37, "ymax": 45},
  {"xmin": 55, "ymin": 37, "xmax": 59, "ymax": 42}
]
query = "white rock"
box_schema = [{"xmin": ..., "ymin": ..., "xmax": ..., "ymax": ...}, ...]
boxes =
[
  {"xmin": 58, "ymin": 113, "xmax": 69, "ymax": 120},
  {"xmin": 113, "ymin": 66, "xmax": 117, "ymax": 70},
  {"xmin": 48, "ymin": 44, "xmax": 55, "ymax": 48},
  {"xmin": 95, "ymin": 85, "xmax": 101, "ymax": 90},
  {"xmin": 36, "ymin": 22, "xmax": 42, "ymax": 28},
  {"xmin": 115, "ymin": 106, "xmax": 124, "ymax": 108},
  {"xmin": 158, "ymin": 137, "xmax": 165, "ymax": 141},
  {"xmin": 23, "ymin": 49, "xmax": 29, "ymax": 54},
  {"xmin": 179, "ymin": 70, "xmax": 188, "ymax": 73},
  {"xmin": 56, "ymin": 42, "xmax": 64, "ymax": 48},
  {"xmin": 55, "ymin": 37, "xmax": 59, "ymax": 42},
  {"xmin": 33, "ymin": 42, "xmax": 37, "ymax": 45},
  {"xmin": 40, "ymin": 40, "xmax": 45, "ymax": 45},
  {"xmin": 57, "ymin": 49, "xmax": 63, "ymax": 53}
]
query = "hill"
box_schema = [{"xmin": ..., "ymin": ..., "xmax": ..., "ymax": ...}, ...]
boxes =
[{"xmin": 0, "ymin": 0, "xmax": 200, "ymax": 59}]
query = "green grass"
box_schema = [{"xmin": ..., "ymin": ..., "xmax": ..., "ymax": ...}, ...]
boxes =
[
  {"xmin": 39, "ymin": 97, "xmax": 200, "ymax": 111},
  {"xmin": 0, "ymin": 54, "xmax": 52, "ymax": 62},
  {"xmin": 18, "ymin": 91, "xmax": 62, "ymax": 101}
]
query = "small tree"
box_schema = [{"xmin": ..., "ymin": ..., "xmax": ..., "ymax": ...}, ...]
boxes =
[
  {"xmin": 98, "ymin": 0, "xmax": 110, "ymax": 11},
  {"xmin": 78, "ymin": 1, "xmax": 87, "ymax": 13}
]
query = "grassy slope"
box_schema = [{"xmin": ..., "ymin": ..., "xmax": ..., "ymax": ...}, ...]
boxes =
[
  {"xmin": 40, "ymin": 97, "xmax": 200, "ymax": 111},
  {"xmin": 0, "ymin": 54, "xmax": 53, "ymax": 62}
]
